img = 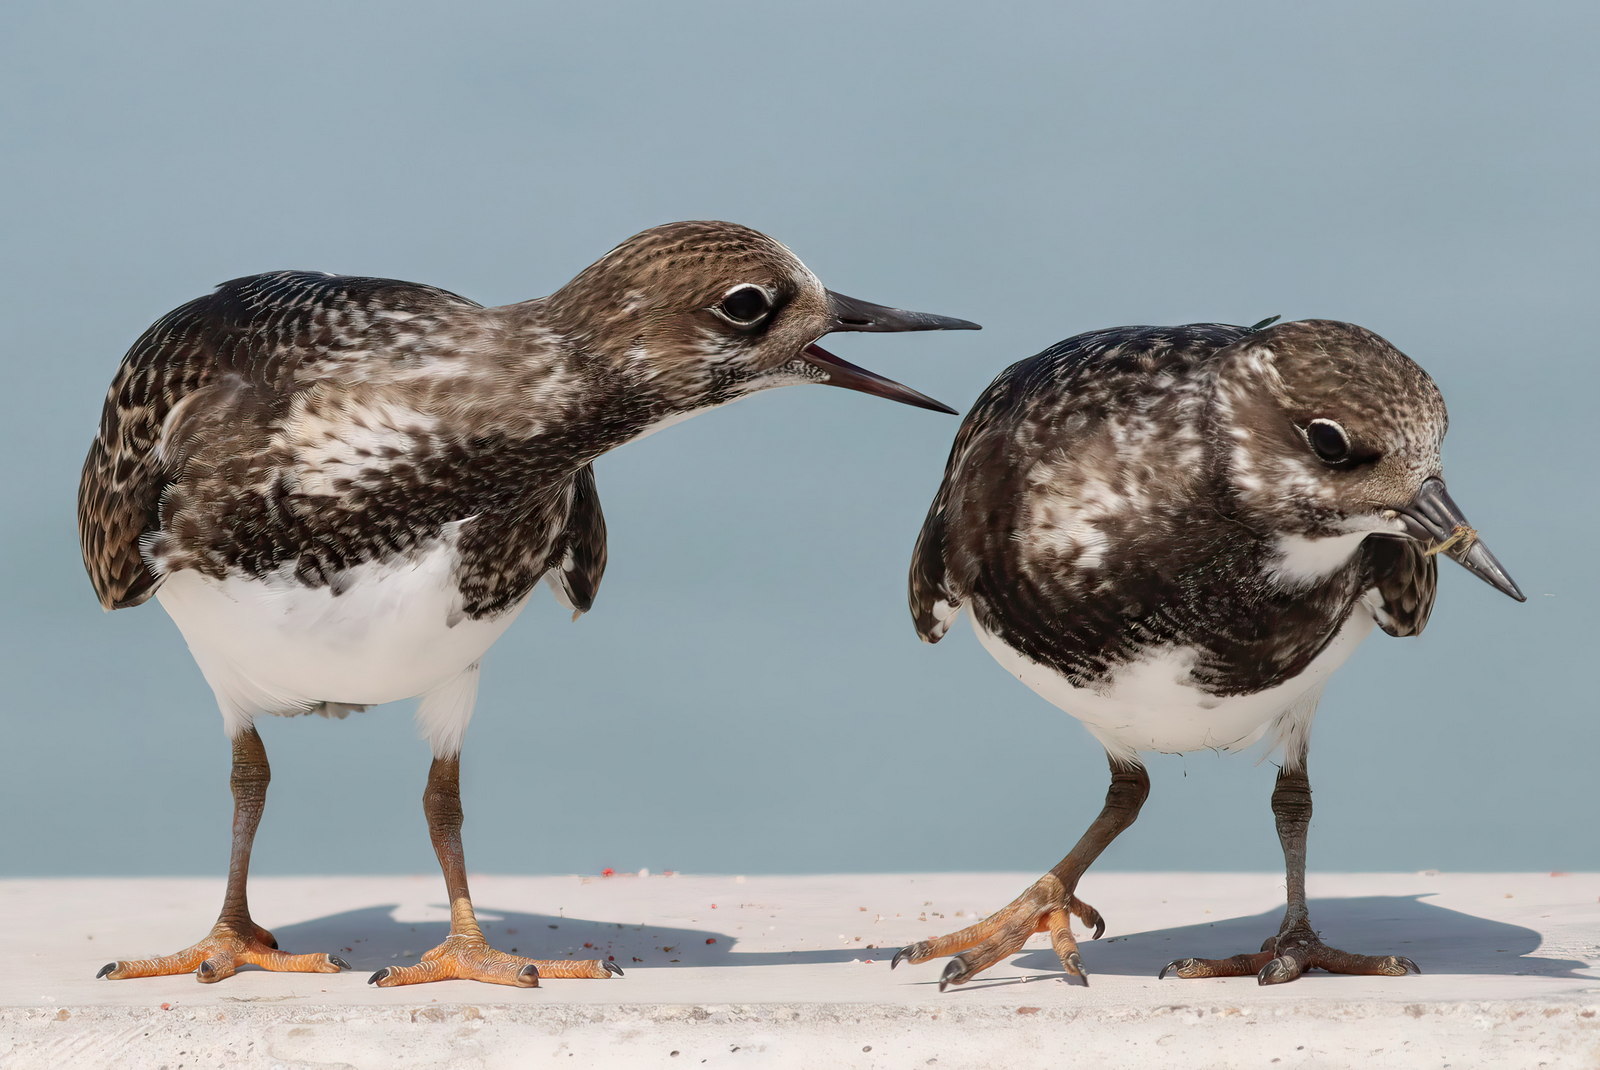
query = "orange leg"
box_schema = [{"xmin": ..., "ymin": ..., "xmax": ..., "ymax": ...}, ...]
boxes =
[
  {"xmin": 368, "ymin": 755, "xmax": 620, "ymax": 988},
  {"xmin": 894, "ymin": 757, "xmax": 1149, "ymax": 990},
  {"xmin": 98, "ymin": 729, "xmax": 348, "ymax": 983},
  {"xmin": 1161, "ymin": 761, "xmax": 1419, "ymax": 985}
]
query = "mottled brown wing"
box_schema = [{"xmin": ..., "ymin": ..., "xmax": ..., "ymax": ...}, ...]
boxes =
[
  {"xmin": 76, "ymin": 271, "xmax": 480, "ymax": 610},
  {"xmin": 546, "ymin": 464, "xmax": 608, "ymax": 616},
  {"xmin": 908, "ymin": 403, "xmax": 996, "ymax": 643},
  {"xmin": 1362, "ymin": 534, "xmax": 1438, "ymax": 637},
  {"xmin": 909, "ymin": 324, "xmax": 1254, "ymax": 648}
]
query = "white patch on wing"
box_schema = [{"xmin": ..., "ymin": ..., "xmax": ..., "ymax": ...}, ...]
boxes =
[
  {"xmin": 1018, "ymin": 393, "xmax": 1207, "ymax": 574},
  {"xmin": 1023, "ymin": 461, "xmax": 1133, "ymax": 572},
  {"xmin": 927, "ymin": 598, "xmax": 962, "ymax": 640},
  {"xmin": 970, "ymin": 609, "xmax": 1376, "ymax": 762},
  {"xmin": 542, "ymin": 550, "xmax": 579, "ymax": 611},
  {"xmin": 283, "ymin": 393, "xmax": 440, "ymax": 496},
  {"xmin": 156, "ymin": 527, "xmax": 528, "ymax": 743}
]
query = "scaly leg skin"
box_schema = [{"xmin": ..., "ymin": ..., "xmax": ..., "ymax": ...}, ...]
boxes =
[
  {"xmin": 368, "ymin": 755, "xmax": 621, "ymax": 988},
  {"xmin": 98, "ymin": 729, "xmax": 349, "ymax": 982},
  {"xmin": 1160, "ymin": 760, "xmax": 1419, "ymax": 985},
  {"xmin": 893, "ymin": 757, "xmax": 1149, "ymax": 990}
]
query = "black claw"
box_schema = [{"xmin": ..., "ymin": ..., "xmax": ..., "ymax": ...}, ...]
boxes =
[
  {"xmin": 1398, "ymin": 957, "xmax": 1421, "ymax": 975},
  {"xmin": 96, "ymin": 963, "xmax": 117, "ymax": 979},
  {"xmin": 1158, "ymin": 958, "xmax": 1186, "ymax": 980},
  {"xmin": 890, "ymin": 947, "xmax": 912, "ymax": 970},
  {"xmin": 938, "ymin": 957, "xmax": 967, "ymax": 993},
  {"xmin": 368, "ymin": 968, "xmax": 390, "ymax": 985},
  {"xmin": 1257, "ymin": 957, "xmax": 1297, "ymax": 986},
  {"xmin": 196, "ymin": 960, "xmax": 217, "ymax": 982},
  {"xmin": 516, "ymin": 964, "xmax": 540, "ymax": 987},
  {"xmin": 1091, "ymin": 918, "xmax": 1106, "ymax": 941},
  {"xmin": 329, "ymin": 955, "xmax": 351, "ymax": 970},
  {"xmin": 1065, "ymin": 953, "xmax": 1090, "ymax": 987},
  {"xmin": 603, "ymin": 960, "xmax": 623, "ymax": 977}
]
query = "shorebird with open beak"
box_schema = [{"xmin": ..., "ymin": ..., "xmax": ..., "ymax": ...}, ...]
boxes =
[{"xmin": 79, "ymin": 220, "xmax": 977, "ymax": 988}]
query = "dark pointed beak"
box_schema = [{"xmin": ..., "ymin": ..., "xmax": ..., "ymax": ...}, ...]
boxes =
[
  {"xmin": 825, "ymin": 290, "xmax": 982, "ymax": 335},
  {"xmin": 1395, "ymin": 477, "xmax": 1525, "ymax": 602},
  {"xmin": 796, "ymin": 291, "xmax": 979, "ymax": 414}
]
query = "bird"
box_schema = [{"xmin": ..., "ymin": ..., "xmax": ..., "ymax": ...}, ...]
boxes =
[
  {"xmin": 896, "ymin": 318, "xmax": 1523, "ymax": 989},
  {"xmin": 77, "ymin": 220, "xmax": 979, "ymax": 988}
]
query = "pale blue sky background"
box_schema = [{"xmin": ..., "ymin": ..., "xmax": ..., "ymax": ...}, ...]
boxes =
[{"xmin": 2, "ymin": 1, "xmax": 1594, "ymax": 878}]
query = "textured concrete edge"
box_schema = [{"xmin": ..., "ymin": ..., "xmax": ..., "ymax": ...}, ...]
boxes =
[
  {"xmin": 9, "ymin": 997, "xmax": 1600, "ymax": 1028},
  {"xmin": 9, "ymin": 1001, "xmax": 1600, "ymax": 1070}
]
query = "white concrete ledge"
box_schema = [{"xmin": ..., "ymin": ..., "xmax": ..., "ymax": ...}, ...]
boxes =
[{"xmin": 5, "ymin": 872, "xmax": 1598, "ymax": 1068}]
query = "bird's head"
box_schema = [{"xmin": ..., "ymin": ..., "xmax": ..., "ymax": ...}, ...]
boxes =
[
  {"xmin": 545, "ymin": 220, "xmax": 977, "ymax": 413},
  {"xmin": 1214, "ymin": 319, "xmax": 1523, "ymax": 600}
]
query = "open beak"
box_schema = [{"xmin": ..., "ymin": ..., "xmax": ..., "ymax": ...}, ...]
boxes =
[
  {"xmin": 798, "ymin": 291, "xmax": 980, "ymax": 415},
  {"xmin": 1395, "ymin": 477, "xmax": 1526, "ymax": 602}
]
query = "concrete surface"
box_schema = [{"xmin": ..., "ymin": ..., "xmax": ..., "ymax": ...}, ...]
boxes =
[{"xmin": 3, "ymin": 871, "xmax": 1597, "ymax": 1068}]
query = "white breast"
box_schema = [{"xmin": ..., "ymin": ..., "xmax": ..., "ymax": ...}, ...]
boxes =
[
  {"xmin": 155, "ymin": 531, "xmax": 529, "ymax": 742},
  {"xmin": 971, "ymin": 609, "xmax": 1376, "ymax": 763}
]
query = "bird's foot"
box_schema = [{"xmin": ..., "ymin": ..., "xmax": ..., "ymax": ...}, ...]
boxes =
[
  {"xmin": 1160, "ymin": 928, "xmax": 1420, "ymax": 985},
  {"xmin": 97, "ymin": 920, "xmax": 349, "ymax": 983},
  {"xmin": 367, "ymin": 934, "xmax": 622, "ymax": 988},
  {"xmin": 891, "ymin": 873, "xmax": 1104, "ymax": 990}
]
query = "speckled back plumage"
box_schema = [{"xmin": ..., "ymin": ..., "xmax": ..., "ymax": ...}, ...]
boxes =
[
  {"xmin": 910, "ymin": 321, "xmax": 1438, "ymax": 698},
  {"xmin": 78, "ymin": 269, "xmax": 618, "ymax": 620}
]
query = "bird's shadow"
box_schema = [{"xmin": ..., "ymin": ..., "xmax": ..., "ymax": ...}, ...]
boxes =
[
  {"xmin": 269, "ymin": 893, "xmax": 1589, "ymax": 980},
  {"xmin": 268, "ymin": 904, "xmax": 865, "ymax": 971},
  {"xmin": 1004, "ymin": 894, "xmax": 1590, "ymax": 980}
]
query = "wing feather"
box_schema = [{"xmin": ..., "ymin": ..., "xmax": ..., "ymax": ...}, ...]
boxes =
[
  {"xmin": 543, "ymin": 464, "xmax": 608, "ymax": 617},
  {"xmin": 1362, "ymin": 535, "xmax": 1438, "ymax": 637},
  {"xmin": 77, "ymin": 272, "xmax": 480, "ymax": 609},
  {"xmin": 909, "ymin": 408, "xmax": 995, "ymax": 643}
]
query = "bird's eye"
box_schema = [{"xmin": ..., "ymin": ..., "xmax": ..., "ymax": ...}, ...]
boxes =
[
  {"xmin": 1305, "ymin": 418, "xmax": 1352, "ymax": 464},
  {"xmin": 715, "ymin": 285, "xmax": 772, "ymax": 326}
]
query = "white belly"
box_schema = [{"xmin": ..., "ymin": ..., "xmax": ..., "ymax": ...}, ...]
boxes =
[
  {"xmin": 156, "ymin": 537, "xmax": 528, "ymax": 738},
  {"xmin": 972, "ymin": 610, "xmax": 1376, "ymax": 762}
]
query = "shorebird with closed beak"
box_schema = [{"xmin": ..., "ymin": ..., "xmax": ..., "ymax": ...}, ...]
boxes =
[
  {"xmin": 79, "ymin": 220, "xmax": 977, "ymax": 988},
  {"xmin": 897, "ymin": 318, "xmax": 1522, "ymax": 989}
]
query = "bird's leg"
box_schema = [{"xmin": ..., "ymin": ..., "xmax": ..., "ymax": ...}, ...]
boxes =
[
  {"xmin": 1161, "ymin": 759, "xmax": 1419, "ymax": 984},
  {"xmin": 894, "ymin": 756, "xmax": 1149, "ymax": 990},
  {"xmin": 98, "ymin": 728, "xmax": 348, "ymax": 982},
  {"xmin": 368, "ymin": 755, "xmax": 620, "ymax": 987}
]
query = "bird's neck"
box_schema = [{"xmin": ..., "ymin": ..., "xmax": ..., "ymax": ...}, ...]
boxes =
[{"xmin": 478, "ymin": 301, "xmax": 710, "ymax": 469}]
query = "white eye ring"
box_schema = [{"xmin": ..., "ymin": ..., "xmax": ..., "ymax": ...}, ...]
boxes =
[
  {"xmin": 1305, "ymin": 418, "xmax": 1352, "ymax": 464},
  {"xmin": 711, "ymin": 284, "xmax": 774, "ymax": 327}
]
